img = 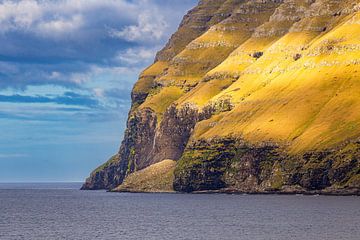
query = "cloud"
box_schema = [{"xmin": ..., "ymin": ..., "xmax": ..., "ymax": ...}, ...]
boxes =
[
  {"xmin": 0, "ymin": 0, "xmax": 42, "ymax": 32},
  {"xmin": 109, "ymin": 10, "xmax": 168, "ymax": 42},
  {"xmin": 37, "ymin": 14, "xmax": 84, "ymax": 37},
  {"xmin": 93, "ymin": 88, "xmax": 104, "ymax": 98},
  {"xmin": 0, "ymin": 0, "xmax": 197, "ymax": 124},
  {"xmin": 0, "ymin": 0, "xmax": 132, "ymax": 35},
  {"xmin": 0, "ymin": 60, "xmax": 90, "ymax": 89},
  {"xmin": 0, "ymin": 0, "xmax": 196, "ymax": 90},
  {"xmin": 115, "ymin": 47, "xmax": 159, "ymax": 65},
  {"xmin": 0, "ymin": 92, "xmax": 99, "ymax": 107}
]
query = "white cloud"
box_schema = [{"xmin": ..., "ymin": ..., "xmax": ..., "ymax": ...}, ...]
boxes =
[
  {"xmin": 93, "ymin": 88, "xmax": 104, "ymax": 97},
  {"xmin": 48, "ymin": 71, "xmax": 62, "ymax": 79},
  {"xmin": 0, "ymin": 0, "xmax": 172, "ymax": 40},
  {"xmin": 0, "ymin": 0, "xmax": 197, "ymax": 90},
  {"xmin": 0, "ymin": 0, "xmax": 42, "ymax": 31},
  {"xmin": 109, "ymin": 10, "xmax": 168, "ymax": 42},
  {"xmin": 68, "ymin": 64, "xmax": 141, "ymax": 85},
  {"xmin": 90, "ymin": 65, "xmax": 143, "ymax": 75},
  {"xmin": 0, "ymin": 0, "xmax": 135, "ymax": 37},
  {"xmin": 69, "ymin": 72, "xmax": 90, "ymax": 85},
  {"xmin": 0, "ymin": 0, "xmax": 84, "ymax": 36},
  {"xmin": 115, "ymin": 47, "xmax": 158, "ymax": 64},
  {"xmin": 0, "ymin": 0, "xmax": 194, "ymax": 43},
  {"xmin": 37, "ymin": 15, "xmax": 84, "ymax": 36}
]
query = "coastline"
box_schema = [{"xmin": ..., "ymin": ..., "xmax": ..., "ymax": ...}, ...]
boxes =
[{"xmin": 108, "ymin": 187, "xmax": 360, "ymax": 196}]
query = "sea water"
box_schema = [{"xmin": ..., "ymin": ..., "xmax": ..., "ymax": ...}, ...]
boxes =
[{"xmin": 0, "ymin": 183, "xmax": 359, "ymax": 240}]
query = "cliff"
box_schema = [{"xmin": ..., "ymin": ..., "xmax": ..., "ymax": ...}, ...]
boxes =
[{"xmin": 82, "ymin": 0, "xmax": 360, "ymax": 195}]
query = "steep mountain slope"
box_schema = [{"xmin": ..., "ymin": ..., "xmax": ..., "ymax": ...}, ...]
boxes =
[{"xmin": 83, "ymin": 0, "xmax": 360, "ymax": 195}]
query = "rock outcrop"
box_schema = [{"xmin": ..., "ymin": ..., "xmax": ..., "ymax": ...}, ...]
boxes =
[{"xmin": 83, "ymin": 0, "xmax": 360, "ymax": 195}]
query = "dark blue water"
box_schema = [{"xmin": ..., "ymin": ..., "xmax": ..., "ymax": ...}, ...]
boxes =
[{"xmin": 0, "ymin": 183, "xmax": 359, "ymax": 240}]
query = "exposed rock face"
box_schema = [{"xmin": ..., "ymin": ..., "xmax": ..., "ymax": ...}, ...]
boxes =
[
  {"xmin": 82, "ymin": 108, "xmax": 157, "ymax": 190},
  {"xmin": 148, "ymin": 104, "xmax": 200, "ymax": 164},
  {"xmin": 81, "ymin": 154, "xmax": 121, "ymax": 190},
  {"xmin": 83, "ymin": 0, "xmax": 360, "ymax": 194},
  {"xmin": 174, "ymin": 138, "xmax": 360, "ymax": 195}
]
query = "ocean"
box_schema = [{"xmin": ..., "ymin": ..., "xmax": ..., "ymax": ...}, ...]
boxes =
[{"xmin": 0, "ymin": 183, "xmax": 359, "ymax": 240}]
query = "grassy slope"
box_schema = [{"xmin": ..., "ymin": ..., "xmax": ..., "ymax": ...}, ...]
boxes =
[
  {"xmin": 113, "ymin": 160, "xmax": 176, "ymax": 192},
  {"xmin": 140, "ymin": 86, "xmax": 184, "ymax": 121},
  {"xmin": 141, "ymin": 0, "xmax": 283, "ymax": 117},
  {"xmin": 131, "ymin": 0, "xmax": 228, "ymax": 108},
  {"xmin": 175, "ymin": 0, "xmax": 314, "ymax": 108},
  {"xmin": 197, "ymin": 10, "xmax": 360, "ymax": 153},
  {"xmin": 132, "ymin": 0, "xmax": 360, "ymax": 154}
]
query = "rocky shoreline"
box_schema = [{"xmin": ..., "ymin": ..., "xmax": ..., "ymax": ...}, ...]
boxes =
[{"xmin": 110, "ymin": 188, "xmax": 360, "ymax": 196}]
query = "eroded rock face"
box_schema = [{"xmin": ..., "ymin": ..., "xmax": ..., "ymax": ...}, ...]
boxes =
[
  {"xmin": 173, "ymin": 138, "xmax": 279, "ymax": 192},
  {"xmin": 149, "ymin": 104, "xmax": 200, "ymax": 164},
  {"xmin": 82, "ymin": 108, "xmax": 157, "ymax": 190},
  {"xmin": 174, "ymin": 138, "xmax": 360, "ymax": 194},
  {"xmin": 81, "ymin": 154, "xmax": 121, "ymax": 190}
]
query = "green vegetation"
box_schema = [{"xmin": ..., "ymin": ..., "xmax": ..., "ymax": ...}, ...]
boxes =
[{"xmin": 93, "ymin": 154, "xmax": 119, "ymax": 175}]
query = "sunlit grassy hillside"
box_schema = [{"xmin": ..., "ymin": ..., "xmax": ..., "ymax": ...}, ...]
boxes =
[
  {"xmin": 195, "ymin": 5, "xmax": 360, "ymax": 153},
  {"xmin": 134, "ymin": 0, "xmax": 360, "ymax": 154}
]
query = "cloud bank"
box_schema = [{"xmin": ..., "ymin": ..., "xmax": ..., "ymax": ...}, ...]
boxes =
[{"xmin": 0, "ymin": 0, "xmax": 196, "ymax": 119}]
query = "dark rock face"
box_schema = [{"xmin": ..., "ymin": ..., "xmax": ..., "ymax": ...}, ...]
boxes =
[
  {"xmin": 252, "ymin": 51, "xmax": 264, "ymax": 59},
  {"xmin": 131, "ymin": 90, "xmax": 150, "ymax": 107},
  {"xmin": 173, "ymin": 138, "xmax": 280, "ymax": 192},
  {"xmin": 82, "ymin": 104, "xmax": 199, "ymax": 190},
  {"xmin": 174, "ymin": 138, "xmax": 360, "ymax": 194},
  {"xmin": 82, "ymin": 108, "xmax": 157, "ymax": 190},
  {"xmin": 173, "ymin": 138, "xmax": 237, "ymax": 192},
  {"xmin": 81, "ymin": 154, "xmax": 121, "ymax": 190},
  {"xmin": 126, "ymin": 108, "xmax": 158, "ymax": 171},
  {"xmin": 149, "ymin": 104, "xmax": 199, "ymax": 164}
]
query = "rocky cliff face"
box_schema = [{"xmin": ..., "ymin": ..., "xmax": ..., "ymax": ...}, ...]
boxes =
[
  {"xmin": 82, "ymin": 0, "xmax": 360, "ymax": 195},
  {"xmin": 174, "ymin": 137, "xmax": 360, "ymax": 195}
]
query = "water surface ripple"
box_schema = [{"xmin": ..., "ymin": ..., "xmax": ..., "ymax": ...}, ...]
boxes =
[{"xmin": 0, "ymin": 183, "xmax": 359, "ymax": 240}]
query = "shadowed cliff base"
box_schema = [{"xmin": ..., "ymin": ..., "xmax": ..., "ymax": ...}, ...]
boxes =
[{"xmin": 173, "ymin": 137, "xmax": 360, "ymax": 195}]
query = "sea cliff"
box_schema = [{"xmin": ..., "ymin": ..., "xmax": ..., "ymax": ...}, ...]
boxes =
[{"xmin": 82, "ymin": 0, "xmax": 360, "ymax": 195}]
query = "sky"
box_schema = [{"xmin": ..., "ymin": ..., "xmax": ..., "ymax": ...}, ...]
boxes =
[{"xmin": 0, "ymin": 0, "xmax": 197, "ymax": 182}]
